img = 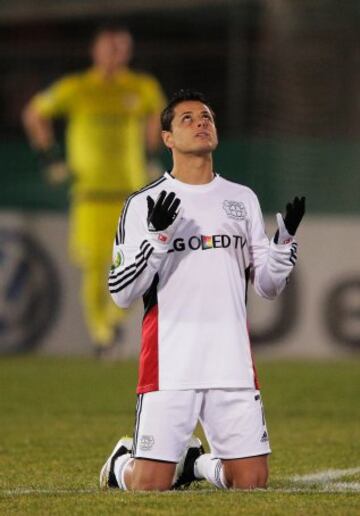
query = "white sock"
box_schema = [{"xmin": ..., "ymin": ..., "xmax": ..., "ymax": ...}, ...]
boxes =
[
  {"xmin": 194, "ymin": 454, "xmax": 228, "ymax": 489},
  {"xmin": 113, "ymin": 454, "xmax": 132, "ymax": 491}
]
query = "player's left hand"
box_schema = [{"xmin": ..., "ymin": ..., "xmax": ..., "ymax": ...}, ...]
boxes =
[{"xmin": 274, "ymin": 196, "xmax": 306, "ymax": 244}]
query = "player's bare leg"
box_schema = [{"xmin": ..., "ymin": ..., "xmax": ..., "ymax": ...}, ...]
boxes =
[
  {"xmin": 222, "ymin": 455, "xmax": 268, "ymax": 489},
  {"xmin": 124, "ymin": 459, "xmax": 176, "ymax": 491},
  {"xmin": 193, "ymin": 453, "xmax": 268, "ymax": 489},
  {"xmin": 100, "ymin": 436, "xmax": 203, "ymax": 491}
]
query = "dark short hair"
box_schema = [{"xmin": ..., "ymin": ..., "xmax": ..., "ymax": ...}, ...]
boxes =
[
  {"xmin": 92, "ymin": 24, "xmax": 132, "ymax": 43},
  {"xmin": 161, "ymin": 89, "xmax": 215, "ymax": 131}
]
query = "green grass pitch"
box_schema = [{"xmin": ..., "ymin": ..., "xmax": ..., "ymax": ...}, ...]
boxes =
[{"xmin": 0, "ymin": 357, "xmax": 359, "ymax": 515}]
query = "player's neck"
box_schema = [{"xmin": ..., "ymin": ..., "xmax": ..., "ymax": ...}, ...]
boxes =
[
  {"xmin": 171, "ymin": 154, "xmax": 214, "ymax": 185},
  {"xmin": 94, "ymin": 64, "xmax": 128, "ymax": 79}
]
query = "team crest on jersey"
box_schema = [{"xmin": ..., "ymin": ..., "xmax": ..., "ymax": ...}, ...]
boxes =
[
  {"xmin": 139, "ymin": 435, "xmax": 155, "ymax": 451},
  {"xmin": 223, "ymin": 200, "xmax": 247, "ymax": 220}
]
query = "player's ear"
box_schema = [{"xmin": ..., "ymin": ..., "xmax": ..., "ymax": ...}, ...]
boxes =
[{"xmin": 162, "ymin": 130, "xmax": 174, "ymax": 150}]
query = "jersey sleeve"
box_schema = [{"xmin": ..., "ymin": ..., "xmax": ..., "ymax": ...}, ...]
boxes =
[
  {"xmin": 30, "ymin": 75, "xmax": 79, "ymax": 118},
  {"xmin": 108, "ymin": 197, "xmax": 170, "ymax": 308},
  {"xmin": 141, "ymin": 75, "xmax": 167, "ymax": 115},
  {"xmin": 248, "ymin": 192, "xmax": 297, "ymax": 300}
]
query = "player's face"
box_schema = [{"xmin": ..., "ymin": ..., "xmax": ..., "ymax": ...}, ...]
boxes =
[
  {"xmin": 92, "ymin": 31, "xmax": 132, "ymax": 70},
  {"xmin": 163, "ymin": 101, "xmax": 218, "ymax": 156}
]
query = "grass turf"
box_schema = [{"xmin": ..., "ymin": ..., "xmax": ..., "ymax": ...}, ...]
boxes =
[{"xmin": 0, "ymin": 357, "xmax": 359, "ymax": 514}]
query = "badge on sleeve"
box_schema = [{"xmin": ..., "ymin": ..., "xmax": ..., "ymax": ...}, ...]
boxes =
[{"xmin": 112, "ymin": 250, "xmax": 124, "ymax": 270}]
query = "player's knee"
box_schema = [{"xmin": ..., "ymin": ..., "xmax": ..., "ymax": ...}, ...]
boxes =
[
  {"xmin": 131, "ymin": 476, "xmax": 172, "ymax": 491},
  {"xmin": 230, "ymin": 475, "xmax": 267, "ymax": 490},
  {"xmin": 130, "ymin": 468, "xmax": 173, "ymax": 491},
  {"xmin": 225, "ymin": 464, "xmax": 268, "ymax": 490}
]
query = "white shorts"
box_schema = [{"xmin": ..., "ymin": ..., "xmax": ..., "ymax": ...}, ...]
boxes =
[{"xmin": 132, "ymin": 389, "xmax": 271, "ymax": 462}]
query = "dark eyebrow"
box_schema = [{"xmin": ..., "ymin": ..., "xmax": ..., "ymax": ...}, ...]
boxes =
[{"xmin": 179, "ymin": 110, "xmax": 211, "ymax": 116}]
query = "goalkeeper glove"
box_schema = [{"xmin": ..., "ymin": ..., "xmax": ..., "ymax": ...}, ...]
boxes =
[
  {"xmin": 37, "ymin": 143, "xmax": 69, "ymax": 185},
  {"xmin": 147, "ymin": 190, "xmax": 182, "ymax": 244},
  {"xmin": 274, "ymin": 196, "xmax": 306, "ymax": 244}
]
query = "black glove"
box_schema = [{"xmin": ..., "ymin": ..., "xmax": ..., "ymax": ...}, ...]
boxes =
[
  {"xmin": 147, "ymin": 190, "xmax": 181, "ymax": 232},
  {"xmin": 37, "ymin": 143, "xmax": 63, "ymax": 170},
  {"xmin": 274, "ymin": 196, "xmax": 306, "ymax": 244},
  {"xmin": 36, "ymin": 143, "xmax": 69, "ymax": 185}
]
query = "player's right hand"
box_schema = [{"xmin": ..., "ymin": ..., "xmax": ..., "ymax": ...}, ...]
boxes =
[
  {"xmin": 37, "ymin": 144, "xmax": 69, "ymax": 185},
  {"xmin": 46, "ymin": 161, "xmax": 69, "ymax": 185},
  {"xmin": 147, "ymin": 191, "xmax": 181, "ymax": 232}
]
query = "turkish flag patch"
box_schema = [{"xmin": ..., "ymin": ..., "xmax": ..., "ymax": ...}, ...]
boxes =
[{"xmin": 158, "ymin": 233, "xmax": 168, "ymax": 242}]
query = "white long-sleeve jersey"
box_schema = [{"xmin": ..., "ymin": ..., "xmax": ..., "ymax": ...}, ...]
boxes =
[{"xmin": 109, "ymin": 172, "xmax": 298, "ymax": 393}]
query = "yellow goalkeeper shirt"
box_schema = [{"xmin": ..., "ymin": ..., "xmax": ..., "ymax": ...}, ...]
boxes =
[{"xmin": 32, "ymin": 68, "xmax": 166, "ymax": 194}]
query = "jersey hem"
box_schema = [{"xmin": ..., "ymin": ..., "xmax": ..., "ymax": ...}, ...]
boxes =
[
  {"xmin": 136, "ymin": 380, "xmax": 256, "ymax": 393},
  {"xmin": 136, "ymin": 383, "xmax": 158, "ymax": 394}
]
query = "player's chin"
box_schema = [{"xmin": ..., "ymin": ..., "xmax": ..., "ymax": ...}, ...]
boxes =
[{"xmin": 193, "ymin": 141, "xmax": 218, "ymax": 154}]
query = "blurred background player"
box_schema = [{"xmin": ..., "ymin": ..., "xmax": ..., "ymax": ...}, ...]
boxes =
[{"xmin": 22, "ymin": 26, "xmax": 166, "ymax": 355}]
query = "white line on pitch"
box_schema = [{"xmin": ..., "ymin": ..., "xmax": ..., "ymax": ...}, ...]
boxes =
[
  {"xmin": 1, "ymin": 469, "xmax": 360, "ymax": 497},
  {"xmin": 270, "ymin": 482, "xmax": 360, "ymax": 493},
  {"xmin": 290, "ymin": 466, "xmax": 360, "ymax": 484},
  {"xmin": 0, "ymin": 488, "xmax": 98, "ymax": 496},
  {"xmin": 1, "ymin": 484, "xmax": 360, "ymax": 497}
]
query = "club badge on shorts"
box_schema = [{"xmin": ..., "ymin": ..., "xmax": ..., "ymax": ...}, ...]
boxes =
[{"xmin": 139, "ymin": 435, "xmax": 155, "ymax": 451}]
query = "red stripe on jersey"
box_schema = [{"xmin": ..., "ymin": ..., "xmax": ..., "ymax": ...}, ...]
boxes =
[
  {"xmin": 247, "ymin": 321, "xmax": 260, "ymax": 390},
  {"xmin": 136, "ymin": 305, "xmax": 159, "ymax": 393}
]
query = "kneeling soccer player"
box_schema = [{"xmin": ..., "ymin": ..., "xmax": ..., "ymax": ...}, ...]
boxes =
[{"xmin": 100, "ymin": 89, "xmax": 305, "ymax": 491}]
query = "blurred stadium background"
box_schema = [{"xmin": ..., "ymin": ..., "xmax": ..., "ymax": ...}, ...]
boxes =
[{"xmin": 0, "ymin": 0, "xmax": 359, "ymax": 358}]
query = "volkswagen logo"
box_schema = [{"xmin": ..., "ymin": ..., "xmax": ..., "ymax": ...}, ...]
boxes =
[{"xmin": 0, "ymin": 229, "xmax": 61, "ymax": 354}]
